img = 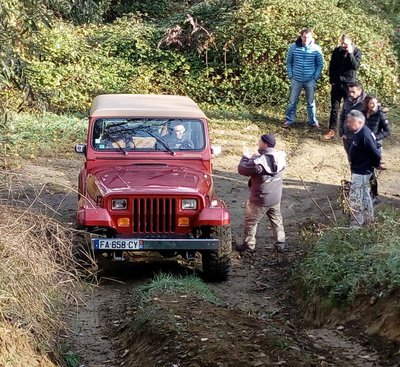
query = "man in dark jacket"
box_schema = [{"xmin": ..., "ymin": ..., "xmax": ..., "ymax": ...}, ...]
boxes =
[
  {"xmin": 323, "ymin": 35, "xmax": 362, "ymax": 140},
  {"xmin": 347, "ymin": 110, "xmax": 381, "ymax": 228},
  {"xmin": 339, "ymin": 81, "xmax": 366, "ymax": 155},
  {"xmin": 236, "ymin": 134, "xmax": 287, "ymax": 253}
]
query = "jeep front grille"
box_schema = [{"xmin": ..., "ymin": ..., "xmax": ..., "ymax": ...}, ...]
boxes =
[{"xmin": 132, "ymin": 198, "xmax": 176, "ymax": 233}]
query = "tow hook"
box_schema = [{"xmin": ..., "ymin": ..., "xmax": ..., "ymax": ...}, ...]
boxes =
[
  {"xmin": 112, "ymin": 252, "xmax": 124, "ymax": 261},
  {"xmin": 184, "ymin": 251, "xmax": 196, "ymax": 261}
]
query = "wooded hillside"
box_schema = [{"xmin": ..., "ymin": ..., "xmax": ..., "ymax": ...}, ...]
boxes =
[{"xmin": 0, "ymin": 0, "xmax": 398, "ymax": 113}]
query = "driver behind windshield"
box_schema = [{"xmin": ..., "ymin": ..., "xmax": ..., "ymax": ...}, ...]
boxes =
[{"xmin": 165, "ymin": 124, "xmax": 194, "ymax": 150}]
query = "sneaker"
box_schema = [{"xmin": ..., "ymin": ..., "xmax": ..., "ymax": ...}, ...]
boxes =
[
  {"xmin": 235, "ymin": 243, "xmax": 255, "ymax": 253},
  {"xmin": 309, "ymin": 122, "xmax": 321, "ymax": 130},
  {"xmin": 282, "ymin": 121, "xmax": 292, "ymax": 128},
  {"xmin": 323, "ymin": 129, "xmax": 336, "ymax": 140}
]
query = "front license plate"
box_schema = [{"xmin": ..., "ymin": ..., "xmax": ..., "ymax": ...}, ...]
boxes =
[{"xmin": 93, "ymin": 239, "xmax": 144, "ymax": 251}]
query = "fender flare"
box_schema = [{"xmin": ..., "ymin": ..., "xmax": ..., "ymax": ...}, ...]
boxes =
[{"xmin": 195, "ymin": 206, "xmax": 231, "ymax": 227}]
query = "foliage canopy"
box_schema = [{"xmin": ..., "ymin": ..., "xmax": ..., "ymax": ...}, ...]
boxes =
[{"xmin": 0, "ymin": 0, "xmax": 398, "ymax": 113}]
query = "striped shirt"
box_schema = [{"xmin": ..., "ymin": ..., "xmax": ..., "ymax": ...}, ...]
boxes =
[{"xmin": 286, "ymin": 40, "xmax": 324, "ymax": 83}]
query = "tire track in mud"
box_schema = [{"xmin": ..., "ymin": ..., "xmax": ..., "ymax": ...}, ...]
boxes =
[{"xmin": 66, "ymin": 282, "xmax": 128, "ymax": 367}]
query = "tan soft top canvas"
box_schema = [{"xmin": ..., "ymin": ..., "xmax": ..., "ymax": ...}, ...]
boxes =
[{"xmin": 90, "ymin": 94, "xmax": 207, "ymax": 119}]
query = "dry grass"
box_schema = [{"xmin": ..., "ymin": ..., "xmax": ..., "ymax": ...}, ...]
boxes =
[{"xmin": 0, "ymin": 172, "xmax": 86, "ymax": 365}]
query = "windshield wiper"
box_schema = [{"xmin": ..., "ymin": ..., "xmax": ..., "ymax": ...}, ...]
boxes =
[
  {"xmin": 103, "ymin": 129, "xmax": 128, "ymax": 156},
  {"xmin": 144, "ymin": 128, "xmax": 175, "ymax": 156}
]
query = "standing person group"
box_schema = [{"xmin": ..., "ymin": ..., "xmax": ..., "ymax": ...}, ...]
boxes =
[{"xmin": 235, "ymin": 29, "xmax": 391, "ymax": 254}]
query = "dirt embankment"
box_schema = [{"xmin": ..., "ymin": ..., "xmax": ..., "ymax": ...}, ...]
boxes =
[{"xmin": 4, "ymin": 125, "xmax": 399, "ymax": 366}]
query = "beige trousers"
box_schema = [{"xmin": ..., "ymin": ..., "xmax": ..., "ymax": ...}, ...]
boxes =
[{"xmin": 244, "ymin": 200, "xmax": 286, "ymax": 249}]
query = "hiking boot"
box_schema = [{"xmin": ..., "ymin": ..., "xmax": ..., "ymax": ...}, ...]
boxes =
[
  {"xmin": 372, "ymin": 196, "xmax": 381, "ymax": 205},
  {"xmin": 235, "ymin": 243, "xmax": 255, "ymax": 253},
  {"xmin": 323, "ymin": 129, "xmax": 336, "ymax": 140}
]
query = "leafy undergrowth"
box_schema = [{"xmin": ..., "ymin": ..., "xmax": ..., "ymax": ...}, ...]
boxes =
[
  {"xmin": 296, "ymin": 207, "xmax": 400, "ymax": 307},
  {"xmin": 118, "ymin": 274, "xmax": 322, "ymax": 367},
  {"xmin": 294, "ymin": 206, "xmax": 400, "ymax": 351},
  {"xmin": 0, "ymin": 202, "xmax": 82, "ymax": 365}
]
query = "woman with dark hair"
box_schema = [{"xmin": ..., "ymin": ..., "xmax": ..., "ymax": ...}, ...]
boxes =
[
  {"xmin": 364, "ymin": 96, "xmax": 391, "ymax": 147},
  {"xmin": 364, "ymin": 95, "xmax": 391, "ymax": 203}
]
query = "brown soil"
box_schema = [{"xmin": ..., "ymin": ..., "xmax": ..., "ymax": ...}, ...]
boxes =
[{"xmin": 4, "ymin": 125, "xmax": 400, "ymax": 366}]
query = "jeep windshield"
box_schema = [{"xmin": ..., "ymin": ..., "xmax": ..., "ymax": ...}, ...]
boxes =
[{"xmin": 92, "ymin": 118, "xmax": 206, "ymax": 152}]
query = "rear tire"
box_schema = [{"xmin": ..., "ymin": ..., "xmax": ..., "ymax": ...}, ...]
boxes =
[{"xmin": 202, "ymin": 225, "xmax": 232, "ymax": 282}]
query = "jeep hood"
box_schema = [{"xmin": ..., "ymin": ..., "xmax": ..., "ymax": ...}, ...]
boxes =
[{"xmin": 87, "ymin": 164, "xmax": 212, "ymax": 197}]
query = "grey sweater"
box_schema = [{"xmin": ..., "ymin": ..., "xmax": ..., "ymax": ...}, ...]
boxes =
[{"xmin": 238, "ymin": 148, "xmax": 286, "ymax": 207}]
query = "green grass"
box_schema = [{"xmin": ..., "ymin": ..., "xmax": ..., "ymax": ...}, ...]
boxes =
[
  {"xmin": 296, "ymin": 207, "xmax": 400, "ymax": 307},
  {"xmin": 1, "ymin": 112, "xmax": 87, "ymax": 159},
  {"xmin": 61, "ymin": 350, "xmax": 80, "ymax": 367},
  {"xmin": 139, "ymin": 273, "xmax": 219, "ymax": 304}
]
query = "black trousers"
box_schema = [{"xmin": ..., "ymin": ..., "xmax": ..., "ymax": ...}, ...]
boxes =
[
  {"xmin": 329, "ymin": 83, "xmax": 348, "ymax": 130},
  {"xmin": 370, "ymin": 170, "xmax": 379, "ymax": 198}
]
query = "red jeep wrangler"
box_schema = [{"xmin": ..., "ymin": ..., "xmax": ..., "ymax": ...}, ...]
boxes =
[{"xmin": 75, "ymin": 94, "xmax": 232, "ymax": 280}]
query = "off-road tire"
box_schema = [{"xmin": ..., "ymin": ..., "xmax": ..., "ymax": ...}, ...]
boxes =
[{"xmin": 202, "ymin": 225, "xmax": 232, "ymax": 282}]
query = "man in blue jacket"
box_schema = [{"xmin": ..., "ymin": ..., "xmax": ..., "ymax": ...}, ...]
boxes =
[
  {"xmin": 347, "ymin": 110, "xmax": 381, "ymax": 228},
  {"xmin": 284, "ymin": 28, "xmax": 324, "ymax": 128}
]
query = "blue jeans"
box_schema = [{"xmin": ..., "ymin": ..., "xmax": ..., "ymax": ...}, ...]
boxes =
[{"xmin": 285, "ymin": 79, "xmax": 318, "ymax": 125}]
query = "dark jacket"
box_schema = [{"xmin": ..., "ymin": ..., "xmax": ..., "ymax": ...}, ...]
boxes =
[
  {"xmin": 238, "ymin": 148, "xmax": 286, "ymax": 207},
  {"xmin": 329, "ymin": 46, "xmax": 362, "ymax": 84},
  {"xmin": 365, "ymin": 107, "xmax": 390, "ymax": 147},
  {"xmin": 339, "ymin": 91, "xmax": 366, "ymax": 138},
  {"xmin": 349, "ymin": 125, "xmax": 381, "ymax": 175}
]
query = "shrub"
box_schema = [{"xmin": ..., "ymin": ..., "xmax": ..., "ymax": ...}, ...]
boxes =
[
  {"xmin": 5, "ymin": 0, "xmax": 400, "ymax": 113},
  {"xmin": 296, "ymin": 207, "xmax": 400, "ymax": 306}
]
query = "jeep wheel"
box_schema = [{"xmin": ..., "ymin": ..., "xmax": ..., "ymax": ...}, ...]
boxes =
[{"xmin": 201, "ymin": 225, "xmax": 232, "ymax": 282}]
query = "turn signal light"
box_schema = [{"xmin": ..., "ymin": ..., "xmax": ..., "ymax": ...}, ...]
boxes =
[
  {"xmin": 117, "ymin": 218, "xmax": 130, "ymax": 227},
  {"xmin": 178, "ymin": 217, "xmax": 190, "ymax": 227}
]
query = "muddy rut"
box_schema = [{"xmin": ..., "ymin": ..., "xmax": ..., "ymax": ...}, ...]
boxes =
[{"xmin": 15, "ymin": 134, "xmax": 400, "ymax": 366}]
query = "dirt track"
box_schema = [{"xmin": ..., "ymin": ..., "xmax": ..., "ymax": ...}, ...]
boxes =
[{"xmin": 12, "ymin": 128, "xmax": 400, "ymax": 366}]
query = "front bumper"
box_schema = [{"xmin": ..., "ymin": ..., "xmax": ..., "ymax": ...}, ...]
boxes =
[{"xmin": 92, "ymin": 238, "xmax": 219, "ymax": 252}]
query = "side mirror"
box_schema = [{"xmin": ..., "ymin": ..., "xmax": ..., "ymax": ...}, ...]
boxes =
[
  {"xmin": 211, "ymin": 144, "xmax": 222, "ymax": 156},
  {"xmin": 75, "ymin": 144, "xmax": 87, "ymax": 154}
]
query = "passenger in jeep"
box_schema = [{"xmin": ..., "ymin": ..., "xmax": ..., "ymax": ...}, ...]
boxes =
[{"xmin": 165, "ymin": 124, "xmax": 194, "ymax": 150}]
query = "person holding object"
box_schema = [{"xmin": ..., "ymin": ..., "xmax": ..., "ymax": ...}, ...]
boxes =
[
  {"xmin": 339, "ymin": 81, "xmax": 366, "ymax": 155},
  {"xmin": 236, "ymin": 134, "xmax": 287, "ymax": 253},
  {"xmin": 283, "ymin": 28, "xmax": 324, "ymax": 129},
  {"xmin": 323, "ymin": 34, "xmax": 362, "ymax": 140},
  {"xmin": 364, "ymin": 96, "xmax": 391, "ymax": 202},
  {"xmin": 346, "ymin": 110, "xmax": 381, "ymax": 228}
]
